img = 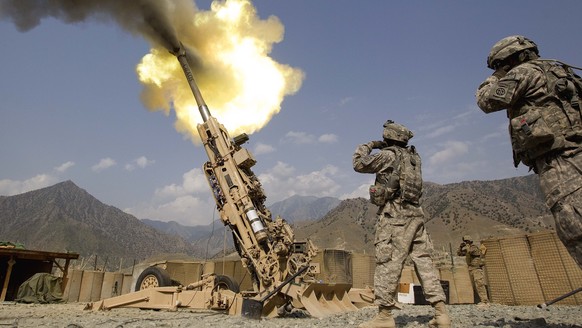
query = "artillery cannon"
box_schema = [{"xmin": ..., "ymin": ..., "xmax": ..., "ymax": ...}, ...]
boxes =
[{"xmin": 87, "ymin": 44, "xmax": 366, "ymax": 318}]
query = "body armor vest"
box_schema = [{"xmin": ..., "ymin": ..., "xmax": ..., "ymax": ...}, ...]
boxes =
[
  {"xmin": 509, "ymin": 59, "xmax": 582, "ymax": 167},
  {"xmin": 370, "ymin": 146, "xmax": 423, "ymax": 206}
]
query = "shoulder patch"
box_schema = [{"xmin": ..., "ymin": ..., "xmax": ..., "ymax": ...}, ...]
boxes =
[{"xmin": 490, "ymin": 80, "xmax": 516, "ymax": 103}]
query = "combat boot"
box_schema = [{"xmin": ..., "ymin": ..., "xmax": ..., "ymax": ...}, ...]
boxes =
[
  {"xmin": 428, "ymin": 301, "xmax": 451, "ymax": 328},
  {"xmin": 358, "ymin": 305, "xmax": 396, "ymax": 328}
]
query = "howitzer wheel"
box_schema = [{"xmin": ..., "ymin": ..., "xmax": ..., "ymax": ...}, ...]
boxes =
[
  {"xmin": 135, "ymin": 266, "xmax": 172, "ymax": 291},
  {"xmin": 214, "ymin": 274, "xmax": 240, "ymax": 293}
]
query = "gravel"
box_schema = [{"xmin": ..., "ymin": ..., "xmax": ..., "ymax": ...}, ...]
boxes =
[{"xmin": 0, "ymin": 302, "xmax": 581, "ymax": 328}]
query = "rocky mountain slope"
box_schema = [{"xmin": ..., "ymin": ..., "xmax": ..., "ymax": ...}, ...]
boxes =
[
  {"xmin": 422, "ymin": 174, "xmax": 553, "ymax": 250},
  {"xmin": 267, "ymin": 195, "xmax": 341, "ymax": 223},
  {"xmin": 0, "ymin": 181, "xmax": 196, "ymax": 266},
  {"xmin": 140, "ymin": 194, "xmax": 341, "ymax": 257},
  {"xmin": 294, "ymin": 174, "xmax": 553, "ymax": 253},
  {"xmin": 0, "ymin": 174, "xmax": 554, "ymax": 265}
]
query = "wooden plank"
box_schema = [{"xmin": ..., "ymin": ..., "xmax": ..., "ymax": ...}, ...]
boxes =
[{"xmin": 0, "ymin": 248, "xmax": 79, "ymax": 260}]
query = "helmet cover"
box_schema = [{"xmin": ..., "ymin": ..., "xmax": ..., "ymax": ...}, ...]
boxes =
[
  {"xmin": 487, "ymin": 35, "xmax": 538, "ymax": 69},
  {"xmin": 383, "ymin": 120, "xmax": 413, "ymax": 144}
]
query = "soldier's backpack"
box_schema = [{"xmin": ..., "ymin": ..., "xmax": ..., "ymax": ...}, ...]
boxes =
[{"xmin": 369, "ymin": 145, "xmax": 423, "ymax": 206}]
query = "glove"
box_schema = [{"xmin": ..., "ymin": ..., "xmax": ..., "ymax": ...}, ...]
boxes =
[
  {"xmin": 367, "ymin": 140, "xmax": 386, "ymax": 149},
  {"xmin": 492, "ymin": 65, "xmax": 510, "ymax": 79}
]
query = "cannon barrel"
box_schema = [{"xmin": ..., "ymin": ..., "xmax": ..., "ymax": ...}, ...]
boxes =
[{"xmin": 170, "ymin": 45, "xmax": 211, "ymax": 122}]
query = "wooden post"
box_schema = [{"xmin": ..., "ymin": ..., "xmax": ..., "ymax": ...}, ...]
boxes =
[
  {"xmin": 1, "ymin": 257, "xmax": 16, "ymax": 301},
  {"xmin": 61, "ymin": 258, "xmax": 72, "ymax": 291}
]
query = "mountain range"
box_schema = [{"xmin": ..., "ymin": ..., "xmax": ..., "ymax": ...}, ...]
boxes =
[
  {"xmin": 268, "ymin": 195, "xmax": 341, "ymax": 223},
  {"xmin": 294, "ymin": 175, "xmax": 553, "ymax": 255},
  {"xmin": 0, "ymin": 175, "xmax": 553, "ymax": 267},
  {"xmin": 0, "ymin": 181, "xmax": 196, "ymax": 268}
]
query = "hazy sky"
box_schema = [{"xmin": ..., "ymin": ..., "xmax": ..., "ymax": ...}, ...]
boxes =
[{"xmin": 2, "ymin": 0, "xmax": 581, "ymax": 226}]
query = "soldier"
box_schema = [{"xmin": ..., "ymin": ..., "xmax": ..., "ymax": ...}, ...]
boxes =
[
  {"xmin": 457, "ymin": 235, "xmax": 489, "ymax": 305},
  {"xmin": 476, "ymin": 35, "xmax": 582, "ymax": 268},
  {"xmin": 353, "ymin": 120, "xmax": 451, "ymax": 328}
]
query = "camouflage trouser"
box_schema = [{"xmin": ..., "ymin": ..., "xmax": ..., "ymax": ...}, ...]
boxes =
[
  {"xmin": 469, "ymin": 267, "xmax": 489, "ymax": 303},
  {"xmin": 373, "ymin": 214, "xmax": 446, "ymax": 307},
  {"xmin": 551, "ymin": 187, "xmax": 582, "ymax": 268},
  {"xmin": 537, "ymin": 151, "xmax": 582, "ymax": 269}
]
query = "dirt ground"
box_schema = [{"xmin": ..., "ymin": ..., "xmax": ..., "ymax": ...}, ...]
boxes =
[{"xmin": 0, "ymin": 302, "xmax": 581, "ymax": 328}]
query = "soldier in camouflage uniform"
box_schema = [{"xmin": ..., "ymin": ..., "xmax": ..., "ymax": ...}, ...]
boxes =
[
  {"xmin": 457, "ymin": 235, "xmax": 489, "ymax": 305},
  {"xmin": 353, "ymin": 120, "xmax": 451, "ymax": 328},
  {"xmin": 476, "ymin": 35, "xmax": 582, "ymax": 268}
]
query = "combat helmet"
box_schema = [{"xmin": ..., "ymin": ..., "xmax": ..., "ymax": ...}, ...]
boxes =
[
  {"xmin": 383, "ymin": 120, "xmax": 413, "ymax": 144},
  {"xmin": 462, "ymin": 235, "xmax": 473, "ymax": 242},
  {"xmin": 487, "ymin": 35, "xmax": 538, "ymax": 69}
]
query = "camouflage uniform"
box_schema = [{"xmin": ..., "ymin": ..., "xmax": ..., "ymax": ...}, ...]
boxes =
[
  {"xmin": 353, "ymin": 143, "xmax": 447, "ymax": 308},
  {"xmin": 477, "ymin": 59, "xmax": 582, "ymax": 268},
  {"xmin": 457, "ymin": 240, "xmax": 489, "ymax": 303}
]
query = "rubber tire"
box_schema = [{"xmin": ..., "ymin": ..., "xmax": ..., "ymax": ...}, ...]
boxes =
[
  {"xmin": 215, "ymin": 274, "xmax": 240, "ymax": 293},
  {"xmin": 135, "ymin": 266, "xmax": 172, "ymax": 291}
]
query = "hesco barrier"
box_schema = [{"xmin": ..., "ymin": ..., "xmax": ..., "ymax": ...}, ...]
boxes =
[
  {"xmin": 350, "ymin": 253, "xmax": 474, "ymax": 304},
  {"xmin": 312, "ymin": 249, "xmax": 352, "ymax": 284},
  {"xmin": 211, "ymin": 249, "xmax": 355, "ymax": 291},
  {"xmin": 63, "ymin": 270, "xmax": 133, "ymax": 302},
  {"xmin": 482, "ymin": 231, "xmax": 582, "ymax": 305},
  {"xmin": 63, "ymin": 249, "xmax": 356, "ymax": 302},
  {"xmin": 352, "ymin": 253, "xmax": 374, "ymax": 289},
  {"xmin": 209, "ymin": 259, "xmax": 253, "ymax": 291},
  {"xmin": 527, "ymin": 232, "xmax": 582, "ymax": 305},
  {"xmin": 439, "ymin": 266, "xmax": 474, "ymax": 304},
  {"xmin": 64, "ymin": 235, "xmax": 582, "ymax": 305}
]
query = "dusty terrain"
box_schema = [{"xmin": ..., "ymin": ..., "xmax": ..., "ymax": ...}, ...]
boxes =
[{"xmin": 0, "ymin": 302, "xmax": 581, "ymax": 328}]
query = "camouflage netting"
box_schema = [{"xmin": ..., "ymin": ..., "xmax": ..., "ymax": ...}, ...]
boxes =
[
  {"xmin": 0, "ymin": 241, "xmax": 25, "ymax": 249},
  {"xmin": 15, "ymin": 273, "xmax": 63, "ymax": 304}
]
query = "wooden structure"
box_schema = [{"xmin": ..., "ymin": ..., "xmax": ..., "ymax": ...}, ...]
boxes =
[{"xmin": 0, "ymin": 247, "xmax": 79, "ymax": 301}]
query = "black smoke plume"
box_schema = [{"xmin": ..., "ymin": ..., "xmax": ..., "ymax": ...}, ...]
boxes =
[{"xmin": 0, "ymin": 0, "xmax": 190, "ymax": 51}]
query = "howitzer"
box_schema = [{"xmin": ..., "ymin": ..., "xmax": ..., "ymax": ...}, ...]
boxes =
[
  {"xmin": 170, "ymin": 44, "xmax": 359, "ymax": 316},
  {"xmin": 172, "ymin": 45, "xmax": 315, "ymax": 290},
  {"xmin": 86, "ymin": 44, "xmax": 362, "ymax": 317}
]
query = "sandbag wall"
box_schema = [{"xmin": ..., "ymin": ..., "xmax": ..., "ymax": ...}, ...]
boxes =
[{"xmin": 482, "ymin": 231, "xmax": 582, "ymax": 305}]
